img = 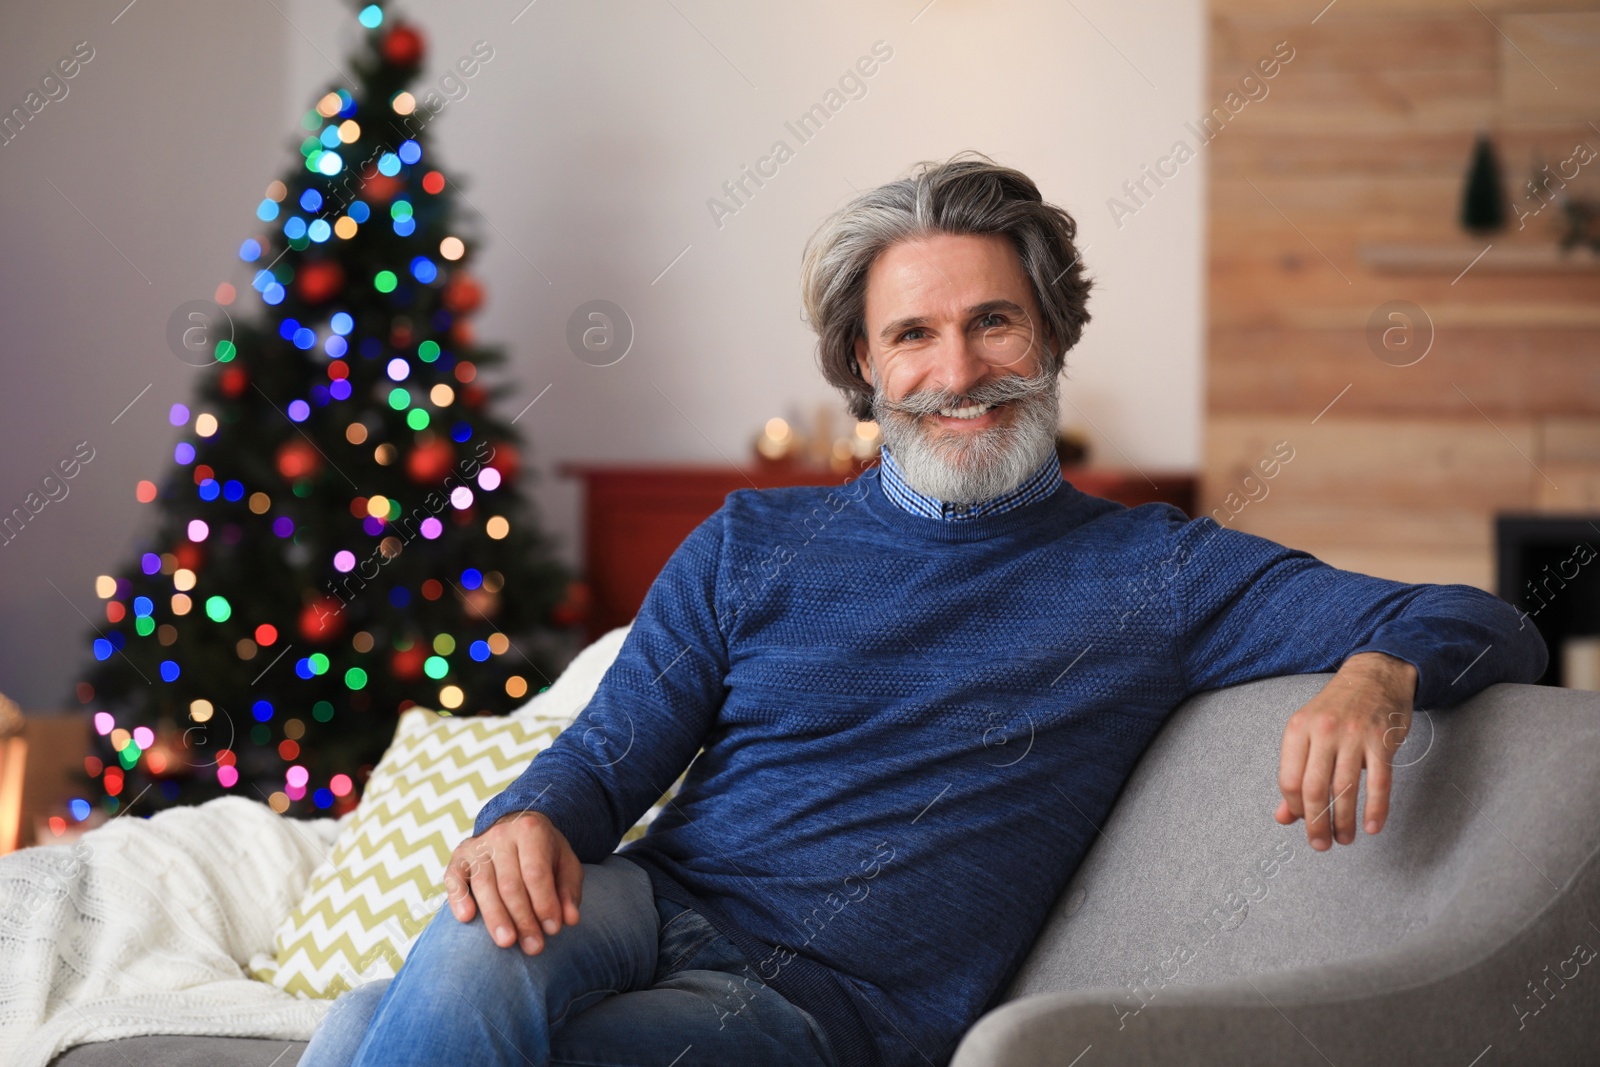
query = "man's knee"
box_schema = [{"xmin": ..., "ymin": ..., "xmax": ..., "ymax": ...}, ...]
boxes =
[
  {"xmin": 404, "ymin": 903, "xmax": 525, "ymax": 987},
  {"xmin": 401, "ymin": 856, "xmax": 653, "ymax": 984}
]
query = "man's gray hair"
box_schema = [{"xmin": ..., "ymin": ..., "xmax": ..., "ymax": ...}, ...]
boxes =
[{"xmin": 799, "ymin": 151, "xmax": 1094, "ymax": 421}]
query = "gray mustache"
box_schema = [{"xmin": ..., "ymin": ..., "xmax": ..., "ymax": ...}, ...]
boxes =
[{"xmin": 877, "ymin": 371, "xmax": 1055, "ymax": 417}]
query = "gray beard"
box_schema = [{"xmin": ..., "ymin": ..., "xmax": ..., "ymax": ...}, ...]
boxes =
[{"xmin": 871, "ymin": 370, "xmax": 1061, "ymax": 505}]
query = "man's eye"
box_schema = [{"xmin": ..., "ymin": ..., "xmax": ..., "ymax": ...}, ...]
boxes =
[
  {"xmin": 897, "ymin": 328, "xmax": 927, "ymax": 342},
  {"xmin": 977, "ymin": 313, "xmax": 1006, "ymax": 329}
]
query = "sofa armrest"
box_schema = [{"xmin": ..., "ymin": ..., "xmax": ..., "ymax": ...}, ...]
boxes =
[{"xmin": 954, "ymin": 835, "xmax": 1600, "ymax": 1067}]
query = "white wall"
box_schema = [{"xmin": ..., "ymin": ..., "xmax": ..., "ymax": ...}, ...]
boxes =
[
  {"xmin": 0, "ymin": 0, "xmax": 1204, "ymax": 709},
  {"xmin": 0, "ymin": 0, "xmax": 296, "ymax": 710}
]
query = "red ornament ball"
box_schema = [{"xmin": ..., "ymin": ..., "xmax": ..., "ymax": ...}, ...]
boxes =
[
  {"xmin": 298, "ymin": 596, "xmax": 346, "ymax": 643},
  {"xmin": 381, "ymin": 24, "xmax": 426, "ymax": 68},
  {"xmin": 361, "ymin": 173, "xmax": 402, "ymax": 204},
  {"xmin": 442, "ymin": 274, "xmax": 483, "ymax": 315},
  {"xmin": 405, "ymin": 438, "xmax": 456, "ymax": 483},
  {"xmin": 296, "ymin": 261, "xmax": 346, "ymax": 304},
  {"xmin": 219, "ymin": 365, "xmax": 248, "ymax": 398},
  {"xmin": 391, "ymin": 644, "xmax": 426, "ymax": 681},
  {"xmin": 276, "ymin": 439, "xmax": 322, "ymax": 481}
]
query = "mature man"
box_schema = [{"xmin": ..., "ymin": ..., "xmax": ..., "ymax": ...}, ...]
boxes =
[{"xmin": 316, "ymin": 153, "xmax": 1547, "ymax": 1067}]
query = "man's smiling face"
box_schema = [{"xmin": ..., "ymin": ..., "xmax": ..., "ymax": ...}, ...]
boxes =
[{"xmin": 853, "ymin": 231, "xmax": 1062, "ymax": 504}]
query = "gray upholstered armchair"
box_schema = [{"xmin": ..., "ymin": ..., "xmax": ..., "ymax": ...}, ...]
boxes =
[{"xmin": 952, "ymin": 675, "xmax": 1600, "ymax": 1066}]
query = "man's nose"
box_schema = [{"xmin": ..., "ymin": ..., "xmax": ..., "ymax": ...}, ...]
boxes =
[{"xmin": 922, "ymin": 331, "xmax": 993, "ymax": 399}]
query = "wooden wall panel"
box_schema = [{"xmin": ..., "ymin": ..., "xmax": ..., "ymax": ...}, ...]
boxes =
[
  {"xmin": 1213, "ymin": 0, "xmax": 1592, "ymax": 18},
  {"xmin": 1205, "ymin": 415, "xmax": 1539, "ymax": 587},
  {"xmin": 1203, "ymin": 0, "xmax": 1600, "ymax": 589},
  {"xmin": 1544, "ymin": 418, "xmax": 1600, "ymax": 463},
  {"xmin": 1209, "ymin": 328, "xmax": 1600, "ymax": 417},
  {"xmin": 1213, "ymin": 128, "xmax": 1600, "ymax": 177},
  {"xmin": 1539, "ymin": 418, "xmax": 1600, "ymax": 509},
  {"xmin": 1206, "ymin": 416, "xmax": 1538, "ymax": 510},
  {"xmin": 1501, "ymin": 14, "xmax": 1600, "ymax": 115}
]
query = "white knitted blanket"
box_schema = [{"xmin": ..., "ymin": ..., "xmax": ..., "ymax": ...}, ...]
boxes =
[
  {"xmin": 0, "ymin": 626, "xmax": 633, "ymax": 1066},
  {"xmin": 0, "ymin": 795, "xmax": 343, "ymax": 1067}
]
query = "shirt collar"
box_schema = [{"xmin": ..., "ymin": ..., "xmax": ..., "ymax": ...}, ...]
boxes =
[{"xmin": 878, "ymin": 444, "xmax": 1062, "ymax": 522}]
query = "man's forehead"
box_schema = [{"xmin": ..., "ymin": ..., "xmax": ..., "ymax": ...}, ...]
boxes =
[{"xmin": 865, "ymin": 236, "xmax": 1032, "ymax": 318}]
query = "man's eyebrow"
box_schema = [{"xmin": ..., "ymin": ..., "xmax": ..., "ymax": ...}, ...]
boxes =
[{"xmin": 877, "ymin": 300, "xmax": 1029, "ymax": 343}]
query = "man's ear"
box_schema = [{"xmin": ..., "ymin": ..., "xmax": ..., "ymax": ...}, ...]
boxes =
[{"xmin": 852, "ymin": 335, "xmax": 874, "ymax": 388}]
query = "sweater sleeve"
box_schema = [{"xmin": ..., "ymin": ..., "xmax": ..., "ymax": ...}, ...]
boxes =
[
  {"xmin": 471, "ymin": 509, "xmax": 731, "ymax": 861},
  {"xmin": 1160, "ymin": 509, "xmax": 1548, "ymax": 709}
]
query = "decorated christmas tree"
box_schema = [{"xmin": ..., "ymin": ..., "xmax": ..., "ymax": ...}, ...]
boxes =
[{"xmin": 72, "ymin": 1, "xmax": 573, "ymax": 820}]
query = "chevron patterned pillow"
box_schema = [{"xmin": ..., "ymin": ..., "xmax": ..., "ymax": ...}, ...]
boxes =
[{"xmin": 250, "ymin": 702, "xmax": 681, "ymax": 998}]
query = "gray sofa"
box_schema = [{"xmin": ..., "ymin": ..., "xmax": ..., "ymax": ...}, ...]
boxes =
[{"xmin": 52, "ymin": 675, "xmax": 1600, "ymax": 1067}]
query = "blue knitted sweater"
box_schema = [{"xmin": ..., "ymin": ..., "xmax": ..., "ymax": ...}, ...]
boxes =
[{"xmin": 474, "ymin": 466, "xmax": 1547, "ymax": 1067}]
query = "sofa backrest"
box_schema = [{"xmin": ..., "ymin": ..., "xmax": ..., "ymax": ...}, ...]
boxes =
[{"xmin": 1005, "ymin": 675, "xmax": 1600, "ymax": 1013}]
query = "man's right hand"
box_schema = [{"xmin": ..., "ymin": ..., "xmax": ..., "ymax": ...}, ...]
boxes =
[{"xmin": 442, "ymin": 811, "xmax": 584, "ymax": 956}]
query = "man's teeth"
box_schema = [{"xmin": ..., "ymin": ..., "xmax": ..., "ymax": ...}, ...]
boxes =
[{"xmin": 937, "ymin": 401, "xmax": 996, "ymax": 419}]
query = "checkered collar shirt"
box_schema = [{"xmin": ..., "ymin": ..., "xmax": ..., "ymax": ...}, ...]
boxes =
[{"xmin": 877, "ymin": 443, "xmax": 1063, "ymax": 522}]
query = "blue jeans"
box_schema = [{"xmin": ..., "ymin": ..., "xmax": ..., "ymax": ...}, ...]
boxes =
[{"xmin": 300, "ymin": 854, "xmax": 839, "ymax": 1067}]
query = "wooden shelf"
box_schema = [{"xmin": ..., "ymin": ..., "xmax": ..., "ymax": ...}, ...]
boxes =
[{"xmin": 1361, "ymin": 242, "xmax": 1600, "ymax": 275}]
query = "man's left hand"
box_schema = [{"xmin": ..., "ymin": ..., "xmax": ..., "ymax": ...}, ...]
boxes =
[{"xmin": 1276, "ymin": 651, "xmax": 1418, "ymax": 850}]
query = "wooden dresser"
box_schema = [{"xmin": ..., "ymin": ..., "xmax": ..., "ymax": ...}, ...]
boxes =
[{"xmin": 560, "ymin": 462, "xmax": 1197, "ymax": 642}]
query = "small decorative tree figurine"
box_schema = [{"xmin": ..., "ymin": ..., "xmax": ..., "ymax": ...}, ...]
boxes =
[{"xmin": 1460, "ymin": 128, "xmax": 1508, "ymax": 234}]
